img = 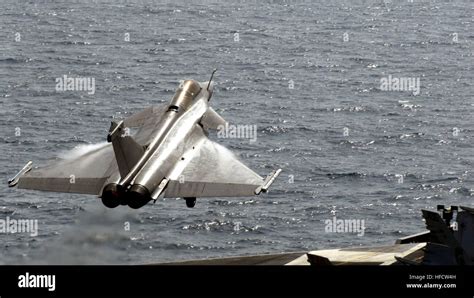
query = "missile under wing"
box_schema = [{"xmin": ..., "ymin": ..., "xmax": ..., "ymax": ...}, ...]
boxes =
[{"xmin": 9, "ymin": 79, "xmax": 281, "ymax": 209}]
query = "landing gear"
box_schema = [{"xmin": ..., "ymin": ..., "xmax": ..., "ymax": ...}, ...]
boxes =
[{"xmin": 185, "ymin": 197, "xmax": 196, "ymax": 208}]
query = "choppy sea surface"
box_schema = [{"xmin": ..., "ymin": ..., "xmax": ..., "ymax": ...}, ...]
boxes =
[{"xmin": 0, "ymin": 0, "xmax": 472, "ymax": 264}]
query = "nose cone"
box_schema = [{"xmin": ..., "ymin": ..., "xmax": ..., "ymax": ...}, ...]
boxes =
[{"xmin": 169, "ymin": 80, "xmax": 202, "ymax": 111}]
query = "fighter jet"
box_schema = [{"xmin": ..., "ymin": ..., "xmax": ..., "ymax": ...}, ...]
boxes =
[{"xmin": 8, "ymin": 76, "xmax": 281, "ymax": 209}]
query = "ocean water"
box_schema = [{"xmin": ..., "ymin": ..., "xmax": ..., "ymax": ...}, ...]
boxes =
[{"xmin": 0, "ymin": 0, "xmax": 472, "ymax": 264}]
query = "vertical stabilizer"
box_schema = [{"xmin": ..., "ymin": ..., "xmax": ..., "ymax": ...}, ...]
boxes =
[{"xmin": 107, "ymin": 121, "xmax": 145, "ymax": 178}]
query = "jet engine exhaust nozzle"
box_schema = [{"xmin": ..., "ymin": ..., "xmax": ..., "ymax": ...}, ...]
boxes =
[
  {"xmin": 128, "ymin": 184, "xmax": 152, "ymax": 209},
  {"xmin": 101, "ymin": 183, "xmax": 124, "ymax": 208}
]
